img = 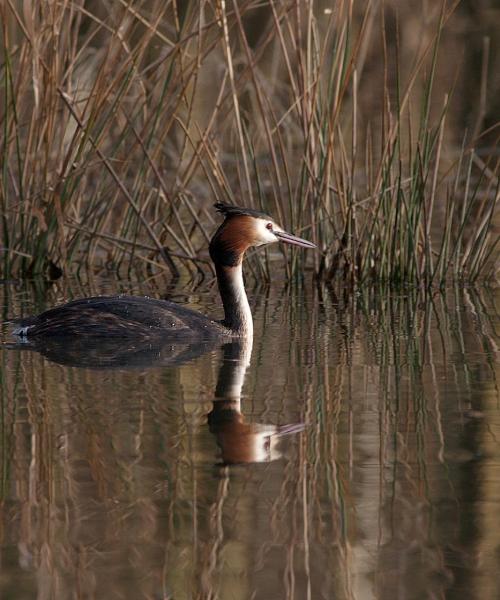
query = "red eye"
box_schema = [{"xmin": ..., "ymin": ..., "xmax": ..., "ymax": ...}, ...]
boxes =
[{"xmin": 266, "ymin": 222, "xmax": 273, "ymax": 230}]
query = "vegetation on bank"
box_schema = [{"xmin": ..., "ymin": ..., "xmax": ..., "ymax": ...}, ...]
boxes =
[{"xmin": 0, "ymin": 1, "xmax": 498, "ymax": 285}]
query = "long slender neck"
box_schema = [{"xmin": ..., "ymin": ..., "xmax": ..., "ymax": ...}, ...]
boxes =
[
  {"xmin": 209, "ymin": 217, "xmax": 254, "ymax": 337},
  {"xmin": 215, "ymin": 263, "xmax": 253, "ymax": 337}
]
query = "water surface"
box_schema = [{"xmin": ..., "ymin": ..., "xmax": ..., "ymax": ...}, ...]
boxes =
[{"xmin": 0, "ymin": 280, "xmax": 499, "ymax": 599}]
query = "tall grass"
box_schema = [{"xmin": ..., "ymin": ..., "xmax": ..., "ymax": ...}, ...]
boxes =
[{"xmin": 0, "ymin": 1, "xmax": 498, "ymax": 285}]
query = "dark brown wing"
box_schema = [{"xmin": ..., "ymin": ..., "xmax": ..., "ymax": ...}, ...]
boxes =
[{"xmin": 12, "ymin": 295, "xmax": 227, "ymax": 339}]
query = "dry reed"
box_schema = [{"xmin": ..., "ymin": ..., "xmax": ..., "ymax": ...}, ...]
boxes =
[{"xmin": 0, "ymin": 1, "xmax": 498, "ymax": 285}]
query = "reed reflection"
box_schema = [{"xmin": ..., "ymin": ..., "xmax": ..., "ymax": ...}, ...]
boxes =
[
  {"xmin": 0, "ymin": 283, "xmax": 498, "ymax": 599},
  {"xmin": 8, "ymin": 329, "xmax": 304, "ymax": 466}
]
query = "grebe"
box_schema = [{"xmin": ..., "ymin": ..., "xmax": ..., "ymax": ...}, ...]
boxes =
[{"xmin": 11, "ymin": 203, "xmax": 315, "ymax": 340}]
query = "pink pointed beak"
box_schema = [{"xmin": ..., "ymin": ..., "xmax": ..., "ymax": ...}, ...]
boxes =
[{"xmin": 274, "ymin": 230, "xmax": 316, "ymax": 248}]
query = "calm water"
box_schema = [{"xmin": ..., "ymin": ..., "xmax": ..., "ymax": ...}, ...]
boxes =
[{"xmin": 0, "ymin": 280, "xmax": 499, "ymax": 599}]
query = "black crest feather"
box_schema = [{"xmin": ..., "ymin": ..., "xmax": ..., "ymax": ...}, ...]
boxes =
[{"xmin": 214, "ymin": 202, "xmax": 271, "ymax": 220}]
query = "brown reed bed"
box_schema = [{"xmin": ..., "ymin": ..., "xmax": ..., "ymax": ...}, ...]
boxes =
[{"xmin": 0, "ymin": 1, "xmax": 498, "ymax": 285}]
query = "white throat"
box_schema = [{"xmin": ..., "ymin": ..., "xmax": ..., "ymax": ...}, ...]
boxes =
[{"xmin": 216, "ymin": 263, "xmax": 253, "ymax": 337}]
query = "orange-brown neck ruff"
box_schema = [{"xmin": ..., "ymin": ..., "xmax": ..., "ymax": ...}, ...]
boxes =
[{"xmin": 209, "ymin": 216, "xmax": 255, "ymax": 267}]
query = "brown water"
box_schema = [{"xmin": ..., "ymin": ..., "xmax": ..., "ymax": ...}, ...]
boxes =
[{"xmin": 0, "ymin": 280, "xmax": 499, "ymax": 599}]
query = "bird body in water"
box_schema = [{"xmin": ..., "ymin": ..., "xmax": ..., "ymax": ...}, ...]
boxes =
[{"xmin": 11, "ymin": 203, "xmax": 315, "ymax": 340}]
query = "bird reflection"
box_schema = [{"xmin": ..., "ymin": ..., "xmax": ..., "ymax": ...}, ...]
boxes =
[
  {"xmin": 7, "ymin": 334, "xmax": 219, "ymax": 369},
  {"xmin": 208, "ymin": 338, "xmax": 304, "ymax": 465},
  {"xmin": 7, "ymin": 333, "xmax": 303, "ymax": 465}
]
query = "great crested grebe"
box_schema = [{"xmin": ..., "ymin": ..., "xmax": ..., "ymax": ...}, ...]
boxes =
[{"xmin": 11, "ymin": 203, "xmax": 315, "ymax": 340}]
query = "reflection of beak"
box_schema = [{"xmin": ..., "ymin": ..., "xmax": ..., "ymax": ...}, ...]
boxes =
[
  {"xmin": 208, "ymin": 405, "xmax": 306, "ymax": 465},
  {"xmin": 274, "ymin": 230, "xmax": 316, "ymax": 248},
  {"xmin": 216, "ymin": 423, "xmax": 304, "ymax": 464}
]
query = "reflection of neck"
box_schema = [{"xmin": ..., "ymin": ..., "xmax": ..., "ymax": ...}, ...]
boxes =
[
  {"xmin": 214, "ymin": 337, "xmax": 253, "ymax": 409},
  {"xmin": 215, "ymin": 263, "xmax": 253, "ymax": 337},
  {"xmin": 209, "ymin": 337, "xmax": 303, "ymax": 465}
]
